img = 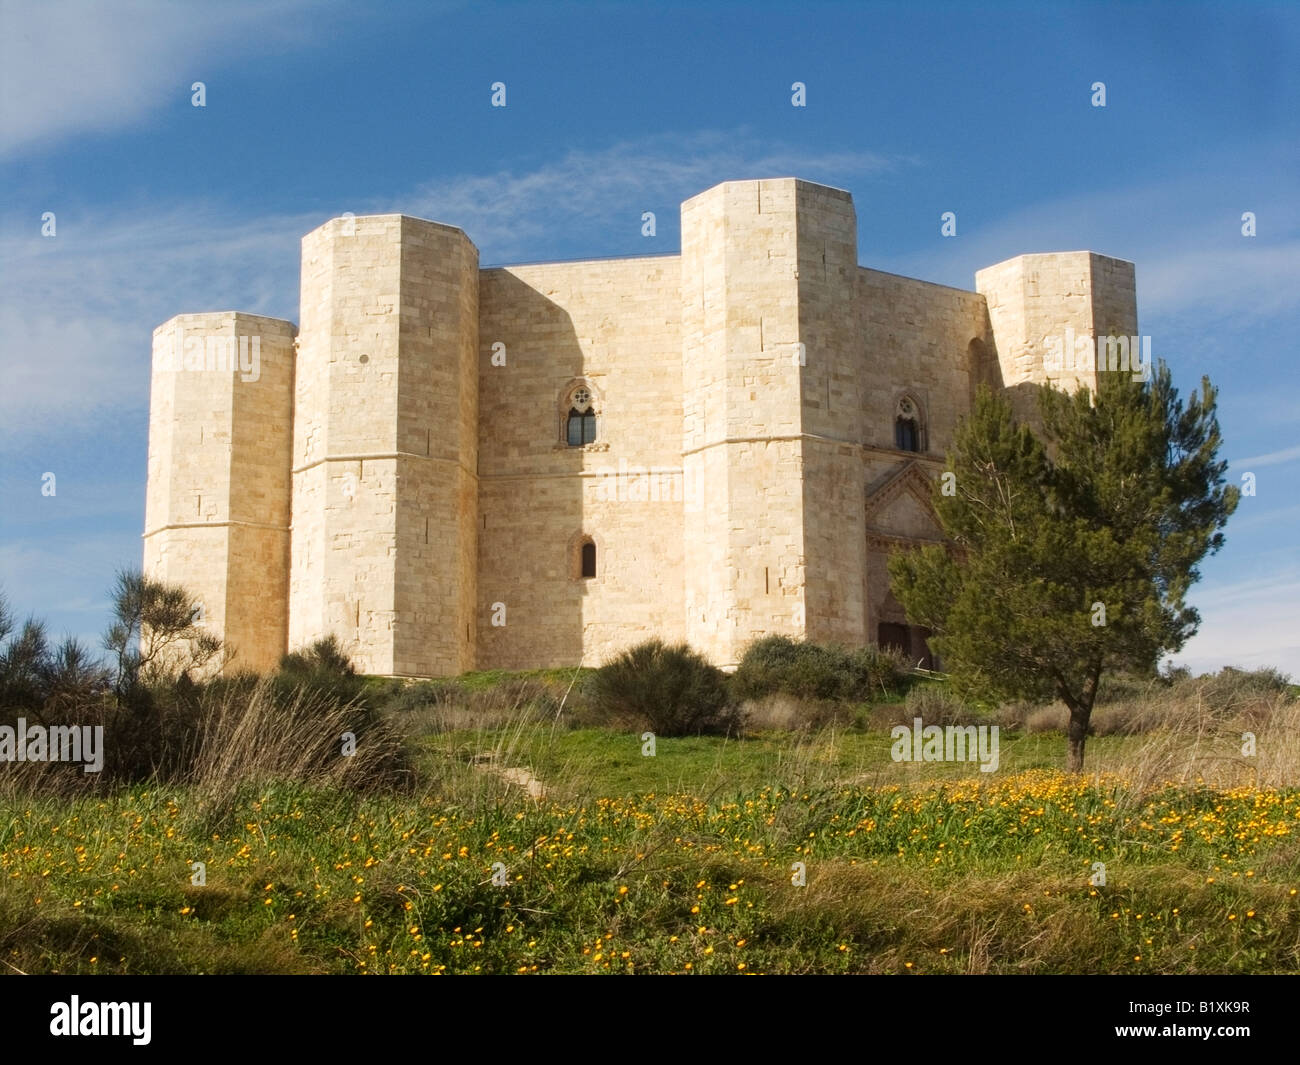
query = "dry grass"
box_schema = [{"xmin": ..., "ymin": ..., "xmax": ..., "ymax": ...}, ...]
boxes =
[
  {"xmin": 738, "ymin": 693, "xmax": 852, "ymax": 733},
  {"xmin": 187, "ymin": 680, "xmax": 407, "ymax": 795},
  {"xmin": 1016, "ymin": 671, "xmax": 1299, "ymax": 789}
]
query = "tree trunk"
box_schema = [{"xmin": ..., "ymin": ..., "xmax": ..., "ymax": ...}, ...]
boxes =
[
  {"xmin": 1061, "ymin": 663, "xmax": 1101, "ymax": 772},
  {"xmin": 1066, "ymin": 709, "xmax": 1088, "ymax": 773}
]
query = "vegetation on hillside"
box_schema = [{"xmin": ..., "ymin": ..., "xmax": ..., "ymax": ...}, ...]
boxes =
[{"xmin": 2, "ymin": 577, "xmax": 1296, "ymax": 975}]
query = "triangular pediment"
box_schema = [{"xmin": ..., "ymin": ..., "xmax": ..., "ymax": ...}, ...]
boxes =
[{"xmin": 865, "ymin": 460, "xmax": 945, "ymax": 542}]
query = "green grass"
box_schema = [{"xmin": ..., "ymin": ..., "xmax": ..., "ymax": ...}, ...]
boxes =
[
  {"xmin": 4, "ymin": 724, "xmax": 1297, "ymax": 975},
  {"xmin": 421, "ymin": 724, "xmax": 1154, "ymax": 798}
]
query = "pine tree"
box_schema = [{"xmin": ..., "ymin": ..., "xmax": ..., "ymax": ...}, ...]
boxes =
[{"xmin": 888, "ymin": 365, "xmax": 1238, "ymax": 771}]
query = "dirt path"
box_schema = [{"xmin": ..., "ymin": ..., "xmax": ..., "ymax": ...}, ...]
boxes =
[{"xmin": 470, "ymin": 754, "xmax": 546, "ymax": 800}]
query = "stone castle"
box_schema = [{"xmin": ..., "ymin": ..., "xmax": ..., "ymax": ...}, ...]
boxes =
[{"xmin": 143, "ymin": 177, "xmax": 1138, "ymax": 677}]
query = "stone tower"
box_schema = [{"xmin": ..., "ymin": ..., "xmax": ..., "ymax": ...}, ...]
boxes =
[
  {"xmin": 289, "ymin": 215, "xmax": 479, "ymax": 677},
  {"xmin": 976, "ymin": 251, "xmax": 1139, "ymax": 420},
  {"xmin": 142, "ymin": 312, "xmax": 296, "ymax": 673},
  {"xmin": 680, "ymin": 178, "xmax": 862, "ymax": 665}
]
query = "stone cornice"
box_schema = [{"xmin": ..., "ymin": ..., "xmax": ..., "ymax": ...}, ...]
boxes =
[
  {"xmin": 143, "ymin": 519, "xmax": 288, "ymax": 538},
  {"xmin": 291, "ymin": 453, "xmax": 477, "ymax": 478}
]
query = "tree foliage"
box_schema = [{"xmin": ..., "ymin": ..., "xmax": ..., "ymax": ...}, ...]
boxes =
[
  {"xmin": 888, "ymin": 366, "xmax": 1238, "ymax": 770},
  {"xmin": 0, "ymin": 589, "xmax": 111, "ymax": 724},
  {"xmin": 103, "ymin": 568, "xmax": 222, "ymax": 700}
]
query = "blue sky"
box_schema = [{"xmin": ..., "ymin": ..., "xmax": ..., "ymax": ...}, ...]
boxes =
[{"xmin": 1, "ymin": 0, "xmax": 1297, "ymax": 676}]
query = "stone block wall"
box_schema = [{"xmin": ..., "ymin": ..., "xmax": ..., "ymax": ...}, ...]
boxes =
[
  {"xmin": 681, "ymin": 178, "xmax": 810, "ymax": 666},
  {"xmin": 477, "ymin": 256, "xmax": 684, "ymax": 669},
  {"xmin": 289, "ymin": 215, "xmax": 478, "ymax": 677},
  {"xmin": 976, "ymin": 251, "xmax": 1138, "ymax": 423},
  {"xmin": 143, "ymin": 312, "xmax": 295, "ymax": 673}
]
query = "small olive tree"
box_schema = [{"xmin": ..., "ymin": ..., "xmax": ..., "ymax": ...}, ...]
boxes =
[{"xmin": 104, "ymin": 568, "xmax": 222, "ymax": 698}]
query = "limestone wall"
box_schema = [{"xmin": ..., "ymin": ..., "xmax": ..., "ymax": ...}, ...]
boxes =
[
  {"xmin": 681, "ymin": 179, "xmax": 811, "ymax": 666},
  {"xmin": 976, "ymin": 251, "xmax": 1138, "ymax": 422},
  {"xmin": 143, "ymin": 312, "xmax": 295, "ymax": 673},
  {"xmin": 289, "ymin": 215, "xmax": 478, "ymax": 677},
  {"xmin": 853, "ymin": 271, "xmax": 992, "ymax": 648},
  {"xmin": 477, "ymin": 256, "xmax": 684, "ymax": 670},
  {"xmin": 795, "ymin": 182, "xmax": 865, "ymax": 647}
]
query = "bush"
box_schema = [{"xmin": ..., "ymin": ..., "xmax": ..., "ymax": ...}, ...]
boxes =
[
  {"xmin": 1197, "ymin": 665, "xmax": 1293, "ymax": 700},
  {"xmin": 274, "ymin": 635, "xmax": 367, "ymax": 707},
  {"xmin": 590, "ymin": 639, "xmax": 740, "ymax": 736},
  {"xmin": 731, "ymin": 635, "xmax": 906, "ymax": 703},
  {"xmin": 1093, "ymin": 670, "xmax": 1162, "ymax": 705},
  {"xmin": 375, "ymin": 679, "xmax": 463, "ymax": 716}
]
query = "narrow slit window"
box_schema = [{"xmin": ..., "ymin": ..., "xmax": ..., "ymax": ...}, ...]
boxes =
[{"xmin": 581, "ymin": 541, "xmax": 597, "ymax": 578}]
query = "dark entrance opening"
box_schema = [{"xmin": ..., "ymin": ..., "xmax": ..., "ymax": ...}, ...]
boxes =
[{"xmin": 877, "ymin": 622, "xmax": 937, "ymax": 671}]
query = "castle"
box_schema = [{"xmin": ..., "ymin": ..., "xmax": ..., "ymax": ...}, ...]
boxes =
[{"xmin": 142, "ymin": 177, "xmax": 1138, "ymax": 677}]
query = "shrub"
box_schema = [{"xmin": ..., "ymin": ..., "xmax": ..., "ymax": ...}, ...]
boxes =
[
  {"xmin": 1093, "ymin": 670, "xmax": 1162, "ymax": 705},
  {"xmin": 731, "ymin": 635, "xmax": 906, "ymax": 703},
  {"xmin": 993, "ymin": 700, "xmax": 1035, "ymax": 731},
  {"xmin": 274, "ymin": 635, "xmax": 367, "ymax": 708},
  {"xmin": 1025, "ymin": 704, "xmax": 1069, "ymax": 733},
  {"xmin": 590, "ymin": 639, "xmax": 739, "ymax": 736},
  {"xmin": 103, "ymin": 569, "xmax": 222, "ymax": 697},
  {"xmin": 850, "ymin": 644, "xmax": 910, "ymax": 696},
  {"xmin": 376, "ymin": 679, "xmax": 463, "ymax": 716},
  {"xmin": 1194, "ymin": 665, "xmax": 1293, "ymax": 703}
]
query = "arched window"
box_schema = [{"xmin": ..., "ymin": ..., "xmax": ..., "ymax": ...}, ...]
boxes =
[
  {"xmin": 563, "ymin": 384, "xmax": 598, "ymax": 447},
  {"xmin": 895, "ymin": 395, "xmax": 923, "ymax": 452},
  {"xmin": 580, "ymin": 540, "xmax": 597, "ymax": 578}
]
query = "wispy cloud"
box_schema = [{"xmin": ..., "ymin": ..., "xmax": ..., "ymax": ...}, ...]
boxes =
[
  {"xmin": 1172, "ymin": 546, "xmax": 1300, "ymax": 679},
  {"xmin": 1171, "ymin": 568, "xmax": 1300, "ymax": 679},
  {"xmin": 0, "ymin": 0, "xmax": 326, "ymax": 158},
  {"xmin": 1231, "ymin": 444, "xmax": 1300, "ymax": 468},
  {"xmin": 0, "ymin": 132, "xmax": 908, "ymax": 440},
  {"xmin": 0, "ymin": 204, "xmax": 310, "ymax": 441},
  {"xmin": 406, "ymin": 131, "xmax": 907, "ymax": 263},
  {"xmin": 876, "ymin": 150, "xmax": 1300, "ymax": 327}
]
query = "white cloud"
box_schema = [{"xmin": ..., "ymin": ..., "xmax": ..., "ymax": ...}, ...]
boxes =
[
  {"xmin": 0, "ymin": 204, "xmax": 309, "ymax": 441},
  {"xmin": 1231, "ymin": 444, "xmax": 1300, "ymax": 469},
  {"xmin": 1171, "ymin": 569, "xmax": 1300, "ymax": 679},
  {"xmin": 406, "ymin": 131, "xmax": 906, "ymax": 263},
  {"xmin": 0, "ymin": 132, "xmax": 907, "ymax": 440},
  {"xmin": 0, "ymin": 0, "xmax": 323, "ymax": 158},
  {"xmin": 875, "ymin": 155, "xmax": 1300, "ymax": 327}
]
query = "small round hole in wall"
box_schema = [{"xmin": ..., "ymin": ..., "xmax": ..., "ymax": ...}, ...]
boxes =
[{"xmin": 359, "ymin": 354, "xmax": 369, "ymax": 363}]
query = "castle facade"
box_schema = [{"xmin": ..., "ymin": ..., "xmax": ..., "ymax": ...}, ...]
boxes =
[{"xmin": 143, "ymin": 178, "xmax": 1137, "ymax": 676}]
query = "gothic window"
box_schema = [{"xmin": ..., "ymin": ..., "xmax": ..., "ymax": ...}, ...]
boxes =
[
  {"xmin": 564, "ymin": 383, "xmax": 598, "ymax": 446},
  {"xmin": 581, "ymin": 540, "xmax": 597, "ymax": 578},
  {"xmin": 895, "ymin": 395, "xmax": 923, "ymax": 452}
]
